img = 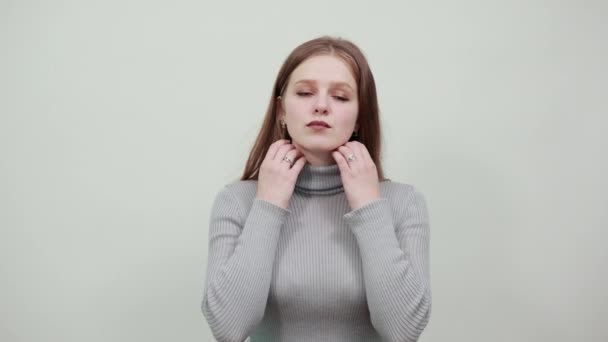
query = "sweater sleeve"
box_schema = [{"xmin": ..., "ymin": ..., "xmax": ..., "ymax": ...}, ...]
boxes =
[
  {"xmin": 201, "ymin": 186, "xmax": 290, "ymax": 342},
  {"xmin": 343, "ymin": 186, "xmax": 432, "ymax": 342}
]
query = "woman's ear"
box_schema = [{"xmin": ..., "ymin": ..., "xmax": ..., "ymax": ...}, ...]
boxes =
[{"xmin": 276, "ymin": 96, "xmax": 284, "ymax": 121}]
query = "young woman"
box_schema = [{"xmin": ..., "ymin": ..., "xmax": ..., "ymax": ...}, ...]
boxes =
[{"xmin": 202, "ymin": 36, "xmax": 432, "ymax": 342}]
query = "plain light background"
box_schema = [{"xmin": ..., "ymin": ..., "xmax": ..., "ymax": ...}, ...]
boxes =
[{"xmin": 1, "ymin": 0, "xmax": 607, "ymax": 341}]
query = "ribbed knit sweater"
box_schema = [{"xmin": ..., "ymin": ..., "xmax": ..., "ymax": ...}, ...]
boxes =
[{"xmin": 202, "ymin": 163, "xmax": 432, "ymax": 342}]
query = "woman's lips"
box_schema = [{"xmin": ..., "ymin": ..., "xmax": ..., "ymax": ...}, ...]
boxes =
[{"xmin": 307, "ymin": 120, "xmax": 331, "ymax": 128}]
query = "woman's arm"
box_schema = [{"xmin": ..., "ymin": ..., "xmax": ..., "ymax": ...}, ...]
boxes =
[
  {"xmin": 202, "ymin": 186, "xmax": 289, "ymax": 342},
  {"xmin": 344, "ymin": 186, "xmax": 432, "ymax": 342}
]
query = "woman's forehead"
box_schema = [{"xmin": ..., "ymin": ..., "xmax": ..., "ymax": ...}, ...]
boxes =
[{"xmin": 289, "ymin": 55, "xmax": 357, "ymax": 89}]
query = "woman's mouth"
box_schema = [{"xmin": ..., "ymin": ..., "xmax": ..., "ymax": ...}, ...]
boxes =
[{"xmin": 307, "ymin": 120, "xmax": 331, "ymax": 128}]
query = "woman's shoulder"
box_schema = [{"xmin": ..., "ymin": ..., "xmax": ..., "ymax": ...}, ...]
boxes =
[
  {"xmin": 379, "ymin": 180, "xmax": 429, "ymax": 210},
  {"xmin": 380, "ymin": 179, "xmax": 419, "ymax": 195},
  {"xmin": 211, "ymin": 179, "xmax": 259, "ymax": 216},
  {"xmin": 373, "ymin": 180, "xmax": 431, "ymax": 228}
]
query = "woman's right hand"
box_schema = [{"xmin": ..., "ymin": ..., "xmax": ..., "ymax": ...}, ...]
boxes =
[{"xmin": 255, "ymin": 139, "xmax": 307, "ymax": 209}]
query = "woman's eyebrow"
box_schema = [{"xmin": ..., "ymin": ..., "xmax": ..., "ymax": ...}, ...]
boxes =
[{"xmin": 293, "ymin": 79, "xmax": 355, "ymax": 92}]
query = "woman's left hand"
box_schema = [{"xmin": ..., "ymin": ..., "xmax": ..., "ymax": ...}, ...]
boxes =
[{"xmin": 332, "ymin": 141, "xmax": 381, "ymax": 211}]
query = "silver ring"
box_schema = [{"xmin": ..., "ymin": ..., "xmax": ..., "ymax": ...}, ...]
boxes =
[
  {"xmin": 346, "ymin": 153, "xmax": 356, "ymax": 162},
  {"xmin": 283, "ymin": 156, "xmax": 293, "ymax": 164}
]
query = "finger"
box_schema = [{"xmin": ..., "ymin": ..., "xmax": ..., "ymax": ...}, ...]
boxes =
[
  {"xmin": 358, "ymin": 142, "xmax": 373, "ymax": 163},
  {"xmin": 345, "ymin": 142, "xmax": 362, "ymax": 160},
  {"xmin": 346, "ymin": 143, "xmax": 364, "ymax": 167},
  {"xmin": 332, "ymin": 151, "xmax": 350, "ymax": 173},
  {"xmin": 289, "ymin": 155, "xmax": 307, "ymax": 174},
  {"xmin": 273, "ymin": 143, "xmax": 295, "ymax": 162},
  {"xmin": 337, "ymin": 145, "xmax": 357, "ymax": 165},
  {"xmin": 281, "ymin": 148, "xmax": 301, "ymax": 168},
  {"xmin": 349, "ymin": 141, "xmax": 371, "ymax": 163},
  {"xmin": 266, "ymin": 139, "xmax": 291, "ymax": 161}
]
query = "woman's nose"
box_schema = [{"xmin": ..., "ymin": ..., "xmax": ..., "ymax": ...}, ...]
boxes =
[{"xmin": 314, "ymin": 94, "xmax": 329, "ymax": 114}]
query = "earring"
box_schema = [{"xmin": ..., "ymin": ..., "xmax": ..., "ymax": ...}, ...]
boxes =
[{"xmin": 281, "ymin": 121, "xmax": 286, "ymax": 128}]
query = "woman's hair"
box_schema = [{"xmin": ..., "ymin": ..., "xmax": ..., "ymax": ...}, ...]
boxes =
[{"xmin": 240, "ymin": 36, "xmax": 386, "ymax": 181}]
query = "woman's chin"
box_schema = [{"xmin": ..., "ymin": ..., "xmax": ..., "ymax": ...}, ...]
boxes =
[{"xmin": 297, "ymin": 140, "xmax": 343, "ymax": 152}]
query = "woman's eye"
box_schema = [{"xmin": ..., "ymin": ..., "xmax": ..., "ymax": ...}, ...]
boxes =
[
  {"xmin": 297, "ymin": 92, "xmax": 313, "ymax": 96},
  {"xmin": 334, "ymin": 96, "xmax": 349, "ymax": 102}
]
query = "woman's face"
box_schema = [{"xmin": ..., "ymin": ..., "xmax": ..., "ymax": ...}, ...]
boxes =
[{"xmin": 278, "ymin": 55, "xmax": 359, "ymax": 156}]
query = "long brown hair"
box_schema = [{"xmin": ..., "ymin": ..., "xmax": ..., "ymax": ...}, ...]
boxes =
[{"xmin": 241, "ymin": 36, "xmax": 387, "ymax": 181}]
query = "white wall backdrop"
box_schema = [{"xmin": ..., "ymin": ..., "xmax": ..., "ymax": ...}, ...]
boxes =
[{"xmin": 1, "ymin": 1, "xmax": 606, "ymax": 341}]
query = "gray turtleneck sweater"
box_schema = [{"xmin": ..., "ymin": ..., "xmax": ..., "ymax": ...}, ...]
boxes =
[{"xmin": 201, "ymin": 163, "xmax": 432, "ymax": 342}]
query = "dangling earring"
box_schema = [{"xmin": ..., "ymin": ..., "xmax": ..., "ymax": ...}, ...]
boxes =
[{"xmin": 280, "ymin": 120, "xmax": 289, "ymax": 139}]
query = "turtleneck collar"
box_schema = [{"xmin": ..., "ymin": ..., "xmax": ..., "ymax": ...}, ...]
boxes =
[{"xmin": 295, "ymin": 163, "xmax": 344, "ymax": 196}]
